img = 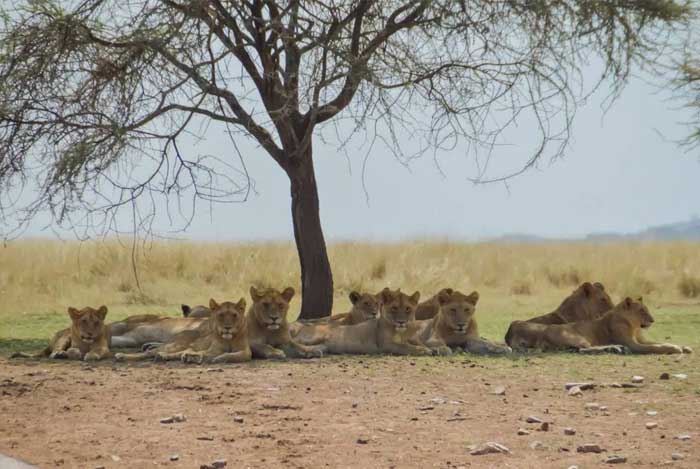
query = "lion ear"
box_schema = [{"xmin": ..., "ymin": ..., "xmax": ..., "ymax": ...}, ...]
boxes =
[
  {"xmin": 209, "ymin": 298, "xmax": 219, "ymax": 311},
  {"xmin": 437, "ymin": 289, "xmax": 452, "ymax": 306},
  {"xmin": 594, "ymin": 282, "xmax": 605, "ymax": 291},
  {"xmin": 349, "ymin": 291, "xmax": 361, "ymax": 305},
  {"xmin": 467, "ymin": 291, "xmax": 480, "ymax": 305},
  {"xmin": 379, "ymin": 287, "xmax": 392, "ymax": 305},
  {"xmin": 68, "ymin": 307, "xmax": 81, "ymax": 321},
  {"xmin": 250, "ymin": 286, "xmax": 261, "ymax": 302},
  {"xmin": 96, "ymin": 305, "xmax": 108, "ymax": 321},
  {"xmin": 443, "ymin": 288, "xmax": 454, "ymax": 296},
  {"xmin": 623, "ymin": 297, "xmax": 633, "ymax": 308},
  {"xmin": 409, "ymin": 291, "xmax": 421, "ymax": 305},
  {"xmin": 281, "ymin": 287, "xmax": 295, "ymax": 302},
  {"xmin": 236, "ymin": 298, "xmax": 247, "ymax": 311},
  {"xmin": 582, "ymin": 282, "xmax": 594, "ymax": 296},
  {"xmin": 637, "ymin": 296, "xmax": 643, "ymax": 303}
]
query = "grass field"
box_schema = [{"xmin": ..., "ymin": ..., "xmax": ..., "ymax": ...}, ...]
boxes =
[{"xmin": 1, "ymin": 239, "xmax": 699, "ymax": 355}]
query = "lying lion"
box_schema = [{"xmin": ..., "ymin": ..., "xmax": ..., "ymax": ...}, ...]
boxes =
[
  {"xmin": 417, "ymin": 290, "xmax": 511, "ymax": 355},
  {"xmin": 289, "ymin": 290, "xmax": 381, "ymax": 344},
  {"xmin": 526, "ymin": 281, "xmax": 613, "ymax": 324},
  {"xmin": 115, "ymin": 299, "xmax": 251, "ymax": 363},
  {"xmin": 109, "ymin": 313, "xmax": 207, "ymax": 349},
  {"xmin": 315, "ymin": 288, "xmax": 433, "ymax": 356},
  {"xmin": 12, "ymin": 306, "xmax": 111, "ymax": 361},
  {"xmin": 505, "ymin": 297, "xmax": 693, "ymax": 354},
  {"xmin": 247, "ymin": 286, "xmax": 323, "ymax": 359},
  {"xmin": 414, "ymin": 288, "xmax": 453, "ymax": 320}
]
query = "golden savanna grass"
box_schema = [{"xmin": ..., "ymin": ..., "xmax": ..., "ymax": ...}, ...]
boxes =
[{"xmin": 1, "ymin": 239, "xmax": 699, "ymax": 354}]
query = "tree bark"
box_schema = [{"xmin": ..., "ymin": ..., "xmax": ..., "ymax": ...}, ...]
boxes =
[{"xmin": 287, "ymin": 144, "xmax": 333, "ymax": 320}]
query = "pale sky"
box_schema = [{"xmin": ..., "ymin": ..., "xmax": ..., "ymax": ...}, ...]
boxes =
[{"xmin": 13, "ymin": 68, "xmax": 700, "ymax": 242}]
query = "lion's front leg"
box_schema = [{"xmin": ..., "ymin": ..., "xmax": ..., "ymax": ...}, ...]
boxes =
[
  {"xmin": 250, "ymin": 343, "xmax": 286, "ymax": 360},
  {"xmin": 382, "ymin": 342, "xmax": 433, "ymax": 356},
  {"xmin": 423, "ymin": 336, "xmax": 452, "ymax": 356},
  {"xmin": 211, "ymin": 349, "xmax": 252, "ymax": 364},
  {"xmin": 464, "ymin": 337, "xmax": 512, "ymax": 355},
  {"xmin": 281, "ymin": 340, "xmax": 323, "ymax": 359}
]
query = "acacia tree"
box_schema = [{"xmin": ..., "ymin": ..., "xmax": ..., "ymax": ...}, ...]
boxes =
[
  {"xmin": 676, "ymin": 57, "xmax": 700, "ymax": 147},
  {"xmin": 0, "ymin": 1, "xmax": 691, "ymax": 318}
]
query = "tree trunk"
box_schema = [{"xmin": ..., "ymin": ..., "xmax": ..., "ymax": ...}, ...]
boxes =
[{"xmin": 287, "ymin": 144, "xmax": 333, "ymax": 320}]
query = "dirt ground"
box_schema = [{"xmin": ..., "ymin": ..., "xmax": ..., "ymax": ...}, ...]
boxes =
[{"xmin": 0, "ymin": 353, "xmax": 698, "ymax": 469}]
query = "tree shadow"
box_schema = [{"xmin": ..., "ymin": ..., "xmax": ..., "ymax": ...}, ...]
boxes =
[{"xmin": 0, "ymin": 338, "xmax": 47, "ymax": 357}]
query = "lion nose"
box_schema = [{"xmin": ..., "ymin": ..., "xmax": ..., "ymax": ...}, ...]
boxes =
[{"xmin": 457, "ymin": 323, "xmax": 466, "ymax": 329}]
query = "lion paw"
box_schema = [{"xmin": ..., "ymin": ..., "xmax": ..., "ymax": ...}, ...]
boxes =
[
  {"xmin": 114, "ymin": 353, "xmax": 126, "ymax": 362},
  {"xmin": 50, "ymin": 350, "xmax": 68, "ymax": 359},
  {"xmin": 682, "ymin": 346, "xmax": 693, "ymax": 354},
  {"xmin": 83, "ymin": 352, "xmax": 100, "ymax": 362},
  {"xmin": 433, "ymin": 346, "xmax": 453, "ymax": 356},
  {"xmin": 268, "ymin": 349, "xmax": 287, "ymax": 360},
  {"xmin": 66, "ymin": 348, "xmax": 83, "ymax": 360},
  {"xmin": 302, "ymin": 348, "xmax": 323, "ymax": 359},
  {"xmin": 181, "ymin": 353, "xmax": 204, "ymax": 364}
]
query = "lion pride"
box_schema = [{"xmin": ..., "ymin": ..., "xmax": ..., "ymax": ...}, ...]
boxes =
[{"xmin": 505, "ymin": 297, "xmax": 693, "ymax": 354}]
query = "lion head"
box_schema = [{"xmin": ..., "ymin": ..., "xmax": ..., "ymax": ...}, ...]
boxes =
[
  {"xmin": 209, "ymin": 298, "xmax": 247, "ymax": 339},
  {"xmin": 437, "ymin": 289, "xmax": 479, "ymax": 334},
  {"xmin": 557, "ymin": 281, "xmax": 613, "ymax": 322},
  {"xmin": 616, "ymin": 296, "xmax": 654, "ymax": 329},
  {"xmin": 68, "ymin": 306, "xmax": 108, "ymax": 344},
  {"xmin": 504, "ymin": 320, "xmax": 547, "ymax": 350},
  {"xmin": 348, "ymin": 291, "xmax": 381, "ymax": 321},
  {"xmin": 250, "ymin": 286, "xmax": 294, "ymax": 331},
  {"xmin": 379, "ymin": 288, "xmax": 420, "ymax": 330}
]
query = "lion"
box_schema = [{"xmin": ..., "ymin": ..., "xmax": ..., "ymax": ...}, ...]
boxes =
[
  {"xmin": 247, "ymin": 286, "xmax": 324, "ymax": 359},
  {"xmin": 109, "ymin": 314, "xmax": 207, "ymax": 349},
  {"xmin": 115, "ymin": 298, "xmax": 251, "ymax": 363},
  {"xmin": 526, "ymin": 281, "xmax": 613, "ymax": 324},
  {"xmin": 316, "ymin": 288, "xmax": 433, "ymax": 356},
  {"xmin": 417, "ymin": 289, "xmax": 511, "ymax": 355},
  {"xmin": 12, "ymin": 306, "xmax": 111, "ymax": 361},
  {"xmin": 289, "ymin": 290, "xmax": 381, "ymax": 344},
  {"xmin": 414, "ymin": 288, "xmax": 453, "ymax": 320},
  {"xmin": 505, "ymin": 297, "xmax": 693, "ymax": 354},
  {"xmin": 181, "ymin": 304, "xmax": 212, "ymax": 318}
]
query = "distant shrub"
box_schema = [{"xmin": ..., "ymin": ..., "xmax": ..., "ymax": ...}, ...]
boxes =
[
  {"xmin": 678, "ymin": 276, "xmax": 700, "ymax": 298},
  {"xmin": 510, "ymin": 281, "xmax": 532, "ymax": 295},
  {"xmin": 371, "ymin": 260, "xmax": 387, "ymax": 280},
  {"xmin": 545, "ymin": 267, "xmax": 581, "ymax": 288}
]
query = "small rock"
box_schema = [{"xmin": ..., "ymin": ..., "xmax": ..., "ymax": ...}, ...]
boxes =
[
  {"xmin": 564, "ymin": 427, "xmax": 576, "ymax": 436},
  {"xmin": 646, "ymin": 422, "xmax": 658, "ymax": 430},
  {"xmin": 672, "ymin": 373, "xmax": 688, "ymax": 380},
  {"xmin": 577, "ymin": 443, "xmax": 605, "ymax": 453},
  {"xmin": 160, "ymin": 414, "xmax": 186, "ymax": 424},
  {"xmin": 110, "ymin": 455, "xmax": 121, "ymax": 462},
  {"xmin": 170, "ymin": 455, "xmax": 179, "ymax": 461},
  {"xmin": 646, "ymin": 410, "xmax": 657, "ymax": 416},
  {"xmin": 526, "ymin": 416, "xmax": 542, "ymax": 423},
  {"xmin": 492, "ymin": 386, "xmax": 506, "ymax": 396},
  {"xmin": 206, "ymin": 368, "xmax": 224, "ymax": 372},
  {"xmin": 659, "ymin": 372, "xmax": 670, "ymax": 380},
  {"xmin": 233, "ymin": 415, "xmax": 244, "ymax": 423},
  {"xmin": 529, "ymin": 440, "xmax": 546, "ymax": 450},
  {"xmin": 584, "ymin": 402, "xmax": 601, "ymax": 411},
  {"xmin": 95, "ymin": 466, "xmax": 106, "ymax": 469},
  {"xmin": 568, "ymin": 386, "xmax": 583, "ymax": 397},
  {"xmin": 470, "ymin": 442, "xmax": 510, "ymax": 455},
  {"xmin": 599, "ymin": 405, "xmax": 608, "ymax": 411},
  {"xmin": 604, "ymin": 455, "xmax": 627, "ymax": 464},
  {"xmin": 567, "ymin": 466, "xmax": 579, "ymax": 469},
  {"xmin": 517, "ymin": 429, "xmax": 530, "ymax": 436},
  {"xmin": 675, "ymin": 434, "xmax": 691, "ymax": 441},
  {"xmin": 211, "ymin": 460, "xmax": 227, "ymax": 468},
  {"xmin": 356, "ymin": 438, "xmax": 369, "ymax": 444},
  {"xmin": 540, "ymin": 422, "xmax": 550, "ymax": 432},
  {"xmin": 565, "ymin": 382, "xmax": 595, "ymax": 390},
  {"xmin": 631, "ymin": 375, "xmax": 644, "ymax": 383},
  {"xmin": 671, "ymin": 453, "xmax": 684, "ymax": 461}
]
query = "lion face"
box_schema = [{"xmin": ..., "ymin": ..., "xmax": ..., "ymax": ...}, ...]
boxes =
[
  {"xmin": 379, "ymin": 288, "xmax": 420, "ymax": 330},
  {"xmin": 621, "ymin": 297, "xmax": 655, "ymax": 328},
  {"xmin": 250, "ymin": 286, "xmax": 294, "ymax": 330},
  {"xmin": 68, "ymin": 306, "xmax": 107, "ymax": 344},
  {"xmin": 437, "ymin": 290, "xmax": 479, "ymax": 334},
  {"xmin": 349, "ymin": 291, "xmax": 380, "ymax": 320},
  {"xmin": 209, "ymin": 298, "xmax": 247, "ymax": 339}
]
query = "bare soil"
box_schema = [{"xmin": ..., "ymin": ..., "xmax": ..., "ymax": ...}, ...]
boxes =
[{"xmin": 0, "ymin": 354, "xmax": 697, "ymax": 468}]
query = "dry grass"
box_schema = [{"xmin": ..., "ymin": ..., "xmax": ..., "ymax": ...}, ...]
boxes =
[{"xmin": 1, "ymin": 239, "xmax": 700, "ymax": 317}]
